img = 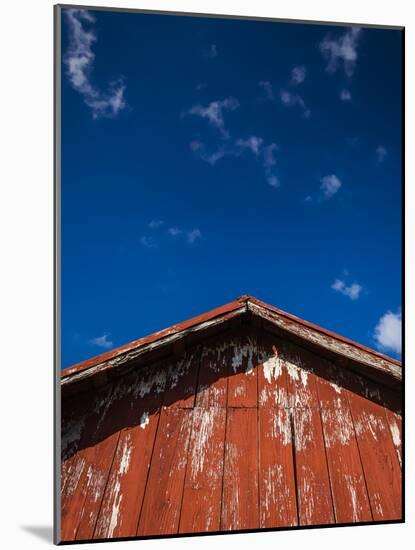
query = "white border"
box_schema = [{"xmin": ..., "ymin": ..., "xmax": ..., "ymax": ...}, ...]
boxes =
[{"xmin": 0, "ymin": 0, "xmax": 411, "ymax": 548}]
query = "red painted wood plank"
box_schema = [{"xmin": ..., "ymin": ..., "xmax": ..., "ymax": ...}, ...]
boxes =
[
  {"xmin": 293, "ymin": 406, "xmax": 335, "ymax": 526},
  {"xmin": 179, "ymin": 407, "xmax": 227, "ymax": 533},
  {"xmin": 317, "ymin": 378, "xmax": 372, "ymax": 523},
  {"xmin": 227, "ymin": 335, "xmax": 258, "ymax": 408},
  {"xmin": 257, "ymin": 333, "xmax": 289, "ymax": 408},
  {"xmin": 75, "ymin": 361, "xmax": 169, "ymax": 541},
  {"xmin": 195, "ymin": 339, "xmax": 230, "ymax": 408},
  {"xmin": 92, "ymin": 369, "xmax": 163, "ymax": 539},
  {"xmin": 349, "ymin": 394, "xmax": 402, "ymax": 520},
  {"xmin": 93, "ymin": 411, "xmax": 160, "ymax": 539},
  {"xmin": 164, "ymin": 348, "xmax": 201, "ymax": 408},
  {"xmin": 61, "ymin": 393, "xmax": 91, "ymax": 507},
  {"xmin": 221, "ymin": 408, "xmax": 259, "ymax": 531},
  {"xmin": 137, "ymin": 407, "xmax": 193, "ymax": 536},
  {"xmin": 282, "ymin": 340, "xmax": 320, "ymax": 410},
  {"xmin": 259, "ymin": 407, "xmax": 297, "ymax": 527},
  {"xmin": 61, "ymin": 383, "xmax": 121, "ymax": 542},
  {"xmin": 386, "ymin": 410, "xmax": 402, "ymax": 468}
]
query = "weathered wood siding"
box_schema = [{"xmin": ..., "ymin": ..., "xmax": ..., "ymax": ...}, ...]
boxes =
[{"xmin": 61, "ymin": 327, "xmax": 402, "ymax": 542}]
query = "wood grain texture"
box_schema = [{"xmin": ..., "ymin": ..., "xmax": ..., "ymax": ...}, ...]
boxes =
[
  {"xmin": 349, "ymin": 394, "xmax": 402, "ymax": 521},
  {"xmin": 179, "ymin": 407, "xmax": 227, "ymax": 533},
  {"xmin": 61, "ymin": 383, "xmax": 121, "ymax": 542},
  {"xmin": 61, "ymin": 327, "xmax": 402, "ymax": 542},
  {"xmin": 257, "ymin": 333, "xmax": 289, "ymax": 408},
  {"xmin": 164, "ymin": 348, "xmax": 201, "ymax": 408},
  {"xmin": 93, "ymin": 406, "xmax": 160, "ymax": 539},
  {"xmin": 221, "ymin": 408, "xmax": 259, "ymax": 531},
  {"xmin": 227, "ymin": 335, "xmax": 258, "ymax": 408},
  {"xmin": 386, "ymin": 409, "xmax": 402, "ymax": 468},
  {"xmin": 137, "ymin": 407, "xmax": 193, "ymax": 536},
  {"xmin": 259, "ymin": 406, "xmax": 298, "ymax": 527},
  {"xmin": 317, "ymin": 378, "xmax": 372, "ymax": 523},
  {"xmin": 293, "ymin": 406, "xmax": 335, "ymax": 526},
  {"xmin": 195, "ymin": 340, "xmax": 230, "ymax": 408}
]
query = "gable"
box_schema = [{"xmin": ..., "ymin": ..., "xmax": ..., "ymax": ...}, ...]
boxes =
[
  {"xmin": 61, "ymin": 296, "xmax": 401, "ymax": 398},
  {"xmin": 61, "ymin": 323, "xmax": 402, "ymax": 541}
]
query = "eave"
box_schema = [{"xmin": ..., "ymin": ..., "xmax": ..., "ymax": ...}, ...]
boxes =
[{"xmin": 61, "ymin": 295, "xmax": 402, "ymax": 395}]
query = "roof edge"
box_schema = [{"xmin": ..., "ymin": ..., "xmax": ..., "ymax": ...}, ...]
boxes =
[{"xmin": 61, "ymin": 295, "xmax": 401, "ymax": 386}]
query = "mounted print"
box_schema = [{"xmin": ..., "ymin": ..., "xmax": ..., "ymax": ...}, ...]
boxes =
[{"xmin": 54, "ymin": 5, "xmax": 404, "ymax": 545}]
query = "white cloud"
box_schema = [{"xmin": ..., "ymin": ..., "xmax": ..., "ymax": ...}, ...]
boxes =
[
  {"xmin": 187, "ymin": 228, "xmax": 201, "ymax": 244},
  {"xmin": 168, "ymin": 227, "xmax": 182, "ymax": 237},
  {"xmin": 189, "ymin": 140, "xmax": 228, "ymax": 165},
  {"xmin": 258, "ymin": 80, "xmax": 274, "ymax": 100},
  {"xmin": 320, "ymin": 27, "xmax": 361, "ymax": 77},
  {"xmin": 64, "ymin": 9, "xmax": 126, "ymax": 119},
  {"xmin": 148, "ymin": 219, "xmax": 164, "ymax": 229},
  {"xmin": 187, "ymin": 97, "xmax": 239, "ymax": 138},
  {"xmin": 190, "ymin": 135, "xmax": 280, "ymax": 187},
  {"xmin": 291, "ymin": 65, "xmax": 306, "ymax": 84},
  {"xmin": 140, "ymin": 235, "xmax": 157, "ymax": 249},
  {"xmin": 340, "ymin": 89, "xmax": 352, "ymax": 101},
  {"xmin": 320, "ymin": 174, "xmax": 342, "ymax": 198},
  {"xmin": 236, "ymin": 136, "xmax": 264, "ymax": 156},
  {"xmin": 280, "ymin": 90, "xmax": 310, "ymax": 118},
  {"xmin": 331, "ymin": 279, "xmax": 362, "ymax": 300},
  {"xmin": 376, "ymin": 145, "xmax": 388, "ymax": 163},
  {"xmin": 206, "ymin": 44, "xmax": 218, "ymax": 59},
  {"xmin": 263, "ymin": 143, "xmax": 280, "ymax": 187},
  {"xmin": 90, "ymin": 334, "xmax": 113, "ymax": 349},
  {"xmin": 374, "ymin": 310, "xmax": 402, "ymax": 355}
]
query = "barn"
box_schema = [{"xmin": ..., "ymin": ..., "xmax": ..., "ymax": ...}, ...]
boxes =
[{"xmin": 60, "ymin": 295, "xmax": 402, "ymax": 543}]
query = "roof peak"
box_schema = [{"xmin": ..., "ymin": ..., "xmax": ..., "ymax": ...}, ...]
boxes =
[{"xmin": 61, "ymin": 295, "xmax": 401, "ymax": 392}]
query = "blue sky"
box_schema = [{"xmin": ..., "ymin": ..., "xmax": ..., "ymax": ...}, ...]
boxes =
[{"xmin": 61, "ymin": 8, "xmax": 402, "ymax": 368}]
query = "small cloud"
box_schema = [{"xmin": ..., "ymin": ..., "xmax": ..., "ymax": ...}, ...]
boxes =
[
  {"xmin": 148, "ymin": 219, "xmax": 164, "ymax": 229},
  {"xmin": 280, "ymin": 90, "xmax": 310, "ymax": 118},
  {"xmin": 236, "ymin": 136, "xmax": 264, "ymax": 156},
  {"xmin": 258, "ymin": 80, "xmax": 274, "ymax": 100},
  {"xmin": 168, "ymin": 227, "xmax": 182, "ymax": 237},
  {"xmin": 205, "ymin": 43, "xmax": 218, "ymax": 59},
  {"xmin": 90, "ymin": 334, "xmax": 113, "ymax": 349},
  {"xmin": 291, "ymin": 65, "xmax": 306, "ymax": 85},
  {"xmin": 320, "ymin": 174, "xmax": 342, "ymax": 199},
  {"xmin": 196, "ymin": 82, "xmax": 207, "ymax": 91},
  {"xmin": 189, "ymin": 140, "xmax": 228, "ymax": 165},
  {"xmin": 340, "ymin": 89, "xmax": 352, "ymax": 101},
  {"xmin": 140, "ymin": 235, "xmax": 157, "ymax": 249},
  {"xmin": 376, "ymin": 145, "xmax": 388, "ymax": 164},
  {"xmin": 263, "ymin": 143, "xmax": 279, "ymax": 187},
  {"xmin": 331, "ymin": 279, "xmax": 362, "ymax": 300},
  {"xmin": 304, "ymin": 195, "xmax": 312, "ymax": 203},
  {"xmin": 320, "ymin": 27, "xmax": 361, "ymax": 77},
  {"xmin": 186, "ymin": 97, "xmax": 239, "ymax": 138},
  {"xmin": 187, "ymin": 228, "xmax": 201, "ymax": 244},
  {"xmin": 374, "ymin": 310, "xmax": 401, "ymax": 355},
  {"xmin": 64, "ymin": 9, "xmax": 126, "ymax": 119}
]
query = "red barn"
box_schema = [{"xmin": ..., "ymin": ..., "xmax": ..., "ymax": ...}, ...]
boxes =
[{"xmin": 60, "ymin": 295, "xmax": 402, "ymax": 543}]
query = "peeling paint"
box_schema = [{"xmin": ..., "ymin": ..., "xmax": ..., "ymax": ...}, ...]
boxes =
[
  {"xmin": 355, "ymin": 411, "xmax": 385, "ymax": 442},
  {"xmin": 321, "ymin": 399, "xmax": 354, "ymax": 447},
  {"xmin": 294, "ymin": 408, "xmax": 313, "ymax": 452},
  {"xmin": 139, "ymin": 412, "xmax": 150, "ymax": 430},
  {"xmin": 263, "ymin": 354, "xmax": 282, "ymax": 383},
  {"xmin": 231, "ymin": 339, "xmax": 256, "ymax": 375},
  {"xmin": 272, "ymin": 408, "xmax": 291, "ymax": 446}
]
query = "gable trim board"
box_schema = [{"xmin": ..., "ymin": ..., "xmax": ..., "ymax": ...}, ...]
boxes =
[{"xmin": 61, "ymin": 296, "xmax": 401, "ymax": 395}]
